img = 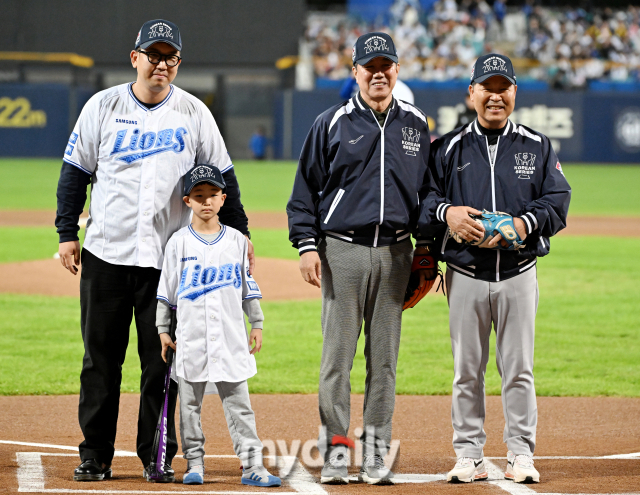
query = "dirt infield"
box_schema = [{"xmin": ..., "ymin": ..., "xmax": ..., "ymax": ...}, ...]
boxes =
[
  {"xmin": 0, "ymin": 257, "xmax": 323, "ymax": 300},
  {"xmin": 0, "ymin": 395, "xmax": 638, "ymax": 494},
  {"xmin": 1, "ymin": 210, "xmax": 640, "ymax": 237}
]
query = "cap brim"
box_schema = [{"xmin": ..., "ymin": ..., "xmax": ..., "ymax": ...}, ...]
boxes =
[
  {"xmin": 473, "ymin": 73, "xmax": 516, "ymax": 85},
  {"xmin": 185, "ymin": 179, "xmax": 226, "ymax": 195},
  {"xmin": 354, "ymin": 54, "xmax": 398, "ymax": 66},
  {"xmin": 139, "ymin": 40, "xmax": 181, "ymax": 51}
]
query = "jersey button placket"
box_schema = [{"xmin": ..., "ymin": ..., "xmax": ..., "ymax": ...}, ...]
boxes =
[{"xmin": 138, "ymin": 115, "xmax": 156, "ymax": 265}]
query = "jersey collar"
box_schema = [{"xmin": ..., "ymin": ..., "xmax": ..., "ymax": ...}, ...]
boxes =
[
  {"xmin": 128, "ymin": 83, "xmax": 174, "ymax": 112},
  {"xmin": 188, "ymin": 224, "xmax": 227, "ymax": 245}
]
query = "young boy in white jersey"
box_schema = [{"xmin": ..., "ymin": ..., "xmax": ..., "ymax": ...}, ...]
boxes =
[{"xmin": 156, "ymin": 164, "xmax": 280, "ymax": 487}]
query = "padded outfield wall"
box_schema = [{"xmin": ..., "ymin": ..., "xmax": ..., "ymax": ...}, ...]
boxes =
[{"xmin": 274, "ymin": 88, "xmax": 640, "ymax": 164}]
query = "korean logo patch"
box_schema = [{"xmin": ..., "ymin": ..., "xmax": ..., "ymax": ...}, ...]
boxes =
[{"xmin": 514, "ymin": 152, "xmax": 536, "ymax": 179}]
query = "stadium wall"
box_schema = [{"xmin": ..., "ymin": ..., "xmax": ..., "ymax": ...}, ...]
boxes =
[{"xmin": 274, "ymin": 89, "xmax": 640, "ymax": 164}]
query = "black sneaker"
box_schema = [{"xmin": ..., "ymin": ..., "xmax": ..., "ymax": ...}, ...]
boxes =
[
  {"xmin": 73, "ymin": 459, "xmax": 112, "ymax": 481},
  {"xmin": 143, "ymin": 464, "xmax": 175, "ymax": 483}
]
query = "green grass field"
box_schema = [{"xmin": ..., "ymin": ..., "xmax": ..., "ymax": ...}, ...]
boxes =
[
  {"xmin": 0, "ymin": 159, "xmax": 639, "ymax": 396},
  {"xmin": 1, "ymin": 159, "xmax": 640, "ymax": 215}
]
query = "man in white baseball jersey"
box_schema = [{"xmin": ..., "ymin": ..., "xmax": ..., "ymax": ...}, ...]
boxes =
[
  {"xmin": 55, "ymin": 19, "xmax": 254, "ymax": 482},
  {"xmin": 156, "ymin": 164, "xmax": 280, "ymax": 487}
]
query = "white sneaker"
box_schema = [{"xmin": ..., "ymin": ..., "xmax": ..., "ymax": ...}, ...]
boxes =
[
  {"xmin": 505, "ymin": 451, "xmax": 540, "ymax": 483},
  {"xmin": 447, "ymin": 457, "xmax": 488, "ymax": 483}
]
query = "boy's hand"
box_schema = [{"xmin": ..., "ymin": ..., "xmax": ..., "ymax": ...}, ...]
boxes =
[
  {"xmin": 249, "ymin": 328, "xmax": 262, "ymax": 355},
  {"xmin": 59, "ymin": 240, "xmax": 81, "ymax": 275},
  {"xmin": 160, "ymin": 333, "xmax": 177, "ymax": 363}
]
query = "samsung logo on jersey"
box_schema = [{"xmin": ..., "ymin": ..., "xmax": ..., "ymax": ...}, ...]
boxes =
[
  {"xmin": 115, "ymin": 119, "xmax": 138, "ymax": 125},
  {"xmin": 177, "ymin": 262, "xmax": 242, "ymax": 301},
  {"xmin": 180, "ymin": 256, "xmax": 198, "ymax": 262},
  {"xmin": 110, "ymin": 127, "xmax": 188, "ymax": 163}
]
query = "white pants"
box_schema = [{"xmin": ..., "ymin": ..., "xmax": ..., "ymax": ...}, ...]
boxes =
[
  {"xmin": 178, "ymin": 377, "xmax": 263, "ymax": 469},
  {"xmin": 446, "ymin": 267, "xmax": 539, "ymax": 458}
]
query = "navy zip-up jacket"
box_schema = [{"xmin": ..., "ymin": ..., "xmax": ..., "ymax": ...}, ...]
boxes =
[
  {"xmin": 419, "ymin": 119, "xmax": 571, "ymax": 282},
  {"xmin": 287, "ymin": 94, "xmax": 431, "ymax": 253}
]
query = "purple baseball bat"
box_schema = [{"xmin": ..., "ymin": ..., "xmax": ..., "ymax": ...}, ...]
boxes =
[{"xmin": 149, "ymin": 311, "xmax": 176, "ymax": 480}]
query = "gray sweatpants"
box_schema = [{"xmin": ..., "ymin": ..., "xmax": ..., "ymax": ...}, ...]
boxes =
[
  {"xmin": 446, "ymin": 267, "xmax": 539, "ymax": 458},
  {"xmin": 178, "ymin": 377, "xmax": 263, "ymax": 469},
  {"xmin": 317, "ymin": 237, "xmax": 412, "ymax": 459}
]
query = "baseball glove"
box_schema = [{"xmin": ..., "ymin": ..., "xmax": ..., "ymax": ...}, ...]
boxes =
[
  {"xmin": 451, "ymin": 210, "xmax": 525, "ymax": 251},
  {"xmin": 403, "ymin": 252, "xmax": 439, "ymax": 310}
]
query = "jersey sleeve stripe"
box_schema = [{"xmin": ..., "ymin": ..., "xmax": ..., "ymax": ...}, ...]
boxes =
[
  {"xmin": 63, "ymin": 157, "xmax": 92, "ymax": 175},
  {"xmin": 243, "ymin": 295, "xmax": 263, "ymax": 300},
  {"xmin": 220, "ymin": 163, "xmax": 234, "ymax": 173},
  {"xmin": 156, "ymin": 295, "xmax": 177, "ymax": 309}
]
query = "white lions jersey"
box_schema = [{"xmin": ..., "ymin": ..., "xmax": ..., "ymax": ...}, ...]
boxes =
[
  {"xmin": 157, "ymin": 224, "xmax": 262, "ymax": 383},
  {"xmin": 63, "ymin": 83, "xmax": 233, "ymax": 269}
]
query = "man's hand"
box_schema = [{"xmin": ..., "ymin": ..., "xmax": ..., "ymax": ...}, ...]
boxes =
[
  {"xmin": 59, "ymin": 240, "xmax": 81, "ymax": 275},
  {"xmin": 246, "ymin": 236, "xmax": 255, "ymax": 275},
  {"xmin": 300, "ymin": 251, "xmax": 321, "ymax": 288},
  {"xmin": 488, "ymin": 217, "xmax": 527, "ymax": 248},
  {"xmin": 249, "ymin": 328, "xmax": 262, "ymax": 355},
  {"xmin": 445, "ymin": 206, "xmax": 484, "ymax": 243},
  {"xmin": 160, "ymin": 333, "xmax": 177, "ymax": 363}
]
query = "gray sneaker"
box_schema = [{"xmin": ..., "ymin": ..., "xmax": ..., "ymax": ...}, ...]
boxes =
[
  {"xmin": 358, "ymin": 454, "xmax": 394, "ymax": 485},
  {"xmin": 320, "ymin": 453, "xmax": 349, "ymax": 484}
]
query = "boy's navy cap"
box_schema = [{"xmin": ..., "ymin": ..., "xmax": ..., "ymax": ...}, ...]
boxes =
[
  {"xmin": 135, "ymin": 19, "xmax": 182, "ymax": 51},
  {"xmin": 470, "ymin": 53, "xmax": 516, "ymax": 85},
  {"xmin": 184, "ymin": 165, "xmax": 226, "ymax": 195},
  {"xmin": 352, "ymin": 32, "xmax": 398, "ymax": 66}
]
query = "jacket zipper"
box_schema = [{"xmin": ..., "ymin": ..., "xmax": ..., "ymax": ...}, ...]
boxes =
[
  {"xmin": 370, "ymin": 108, "xmax": 389, "ymax": 248},
  {"xmin": 485, "ymin": 135, "xmax": 501, "ymax": 282},
  {"xmin": 323, "ymin": 188, "xmax": 345, "ymax": 224}
]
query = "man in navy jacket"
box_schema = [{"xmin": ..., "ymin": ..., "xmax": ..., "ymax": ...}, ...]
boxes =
[
  {"xmin": 420, "ymin": 54, "xmax": 571, "ymax": 484},
  {"xmin": 287, "ymin": 32, "xmax": 430, "ymax": 485}
]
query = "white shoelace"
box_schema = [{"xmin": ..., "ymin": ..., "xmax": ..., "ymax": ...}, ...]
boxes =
[
  {"xmin": 515, "ymin": 455, "xmax": 534, "ymax": 468},
  {"xmin": 329, "ymin": 454, "xmax": 348, "ymax": 468},
  {"xmin": 363, "ymin": 454, "xmax": 386, "ymax": 470},
  {"xmin": 454, "ymin": 457, "xmax": 475, "ymax": 468}
]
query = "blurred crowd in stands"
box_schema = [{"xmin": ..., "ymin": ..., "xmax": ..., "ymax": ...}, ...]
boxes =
[{"xmin": 303, "ymin": 0, "xmax": 640, "ymax": 87}]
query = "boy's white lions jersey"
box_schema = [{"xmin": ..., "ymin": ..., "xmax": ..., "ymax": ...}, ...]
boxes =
[
  {"xmin": 63, "ymin": 83, "xmax": 232, "ymax": 269},
  {"xmin": 157, "ymin": 224, "xmax": 261, "ymax": 383}
]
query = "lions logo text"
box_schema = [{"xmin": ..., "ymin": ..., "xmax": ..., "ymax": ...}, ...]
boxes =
[
  {"xmin": 177, "ymin": 262, "xmax": 242, "ymax": 301},
  {"xmin": 110, "ymin": 127, "xmax": 188, "ymax": 163}
]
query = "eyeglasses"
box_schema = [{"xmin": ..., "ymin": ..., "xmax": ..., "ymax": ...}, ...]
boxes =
[{"xmin": 137, "ymin": 50, "xmax": 181, "ymax": 67}]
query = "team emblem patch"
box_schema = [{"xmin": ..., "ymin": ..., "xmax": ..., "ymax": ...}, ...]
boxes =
[
  {"xmin": 364, "ymin": 36, "xmax": 389, "ymax": 54},
  {"xmin": 191, "ymin": 165, "xmax": 217, "ymax": 182},
  {"xmin": 135, "ymin": 30, "xmax": 141, "ymax": 45},
  {"xmin": 148, "ymin": 22, "xmax": 174, "ymax": 40},
  {"xmin": 401, "ymin": 127, "xmax": 420, "ymax": 156},
  {"xmin": 352, "ymin": 45, "xmax": 356, "ymax": 62},
  {"xmin": 556, "ymin": 161, "xmax": 565, "ymax": 176},
  {"xmin": 514, "ymin": 153, "xmax": 536, "ymax": 179},
  {"xmin": 483, "ymin": 56, "xmax": 507, "ymax": 73}
]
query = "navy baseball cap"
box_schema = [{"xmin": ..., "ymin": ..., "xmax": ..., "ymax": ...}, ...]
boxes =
[
  {"xmin": 352, "ymin": 32, "xmax": 398, "ymax": 66},
  {"xmin": 470, "ymin": 53, "xmax": 516, "ymax": 85},
  {"xmin": 184, "ymin": 165, "xmax": 226, "ymax": 195},
  {"xmin": 135, "ymin": 19, "xmax": 182, "ymax": 51}
]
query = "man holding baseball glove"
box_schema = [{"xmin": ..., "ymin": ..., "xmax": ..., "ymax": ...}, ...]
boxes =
[{"xmin": 419, "ymin": 54, "xmax": 571, "ymax": 484}]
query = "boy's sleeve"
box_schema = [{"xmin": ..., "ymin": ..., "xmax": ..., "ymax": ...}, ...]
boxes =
[
  {"xmin": 157, "ymin": 237, "xmax": 180, "ymax": 308},
  {"xmin": 156, "ymin": 300, "xmax": 173, "ymax": 334},
  {"xmin": 242, "ymin": 299, "xmax": 264, "ymax": 329},
  {"xmin": 241, "ymin": 238, "xmax": 262, "ymax": 301}
]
